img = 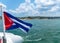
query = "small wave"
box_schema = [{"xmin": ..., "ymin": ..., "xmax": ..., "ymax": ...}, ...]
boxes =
[
  {"xmin": 25, "ymin": 33, "xmax": 37, "ymax": 38},
  {"xmin": 25, "ymin": 38, "xmax": 42, "ymax": 41}
]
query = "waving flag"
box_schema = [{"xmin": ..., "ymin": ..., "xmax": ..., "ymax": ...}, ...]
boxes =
[{"xmin": 3, "ymin": 12, "xmax": 32, "ymax": 33}]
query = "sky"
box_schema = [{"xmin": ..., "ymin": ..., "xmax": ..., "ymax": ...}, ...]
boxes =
[{"xmin": 0, "ymin": 0, "xmax": 60, "ymax": 17}]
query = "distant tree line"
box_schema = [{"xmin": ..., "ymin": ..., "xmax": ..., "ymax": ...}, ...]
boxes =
[{"xmin": 0, "ymin": 16, "xmax": 60, "ymax": 20}]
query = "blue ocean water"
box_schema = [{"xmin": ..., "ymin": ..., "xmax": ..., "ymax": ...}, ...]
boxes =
[{"xmin": 0, "ymin": 19, "xmax": 60, "ymax": 43}]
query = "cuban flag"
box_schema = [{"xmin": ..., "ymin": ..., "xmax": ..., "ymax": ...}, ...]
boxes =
[{"xmin": 3, "ymin": 12, "xmax": 32, "ymax": 33}]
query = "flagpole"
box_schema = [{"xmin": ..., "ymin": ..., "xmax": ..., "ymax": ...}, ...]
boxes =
[{"xmin": 0, "ymin": 4, "xmax": 6, "ymax": 43}]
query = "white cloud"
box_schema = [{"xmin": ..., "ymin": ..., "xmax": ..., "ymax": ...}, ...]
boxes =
[
  {"xmin": 34, "ymin": 0, "xmax": 56, "ymax": 6},
  {"xmin": 9, "ymin": 0, "xmax": 60, "ymax": 16},
  {"xmin": 57, "ymin": 0, "xmax": 60, "ymax": 2},
  {"xmin": 10, "ymin": 3, "xmax": 34, "ymax": 12},
  {"xmin": 25, "ymin": 0, "xmax": 31, "ymax": 3},
  {"xmin": 9, "ymin": 1, "xmax": 40, "ymax": 16},
  {"xmin": 35, "ymin": 0, "xmax": 60, "ymax": 12},
  {"xmin": 9, "ymin": 0, "xmax": 41, "ymax": 16},
  {"xmin": 49, "ymin": 6, "xmax": 60, "ymax": 12},
  {"xmin": 10, "ymin": 0, "xmax": 33, "ymax": 13}
]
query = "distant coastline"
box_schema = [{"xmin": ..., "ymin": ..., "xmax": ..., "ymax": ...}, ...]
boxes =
[
  {"xmin": 0, "ymin": 16, "xmax": 60, "ymax": 20},
  {"xmin": 18, "ymin": 16, "xmax": 60, "ymax": 20}
]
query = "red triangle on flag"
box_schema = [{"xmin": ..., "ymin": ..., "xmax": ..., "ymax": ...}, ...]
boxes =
[{"xmin": 4, "ymin": 12, "xmax": 13, "ymax": 30}]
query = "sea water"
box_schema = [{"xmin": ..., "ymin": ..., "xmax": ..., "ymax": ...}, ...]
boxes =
[{"xmin": 0, "ymin": 19, "xmax": 60, "ymax": 43}]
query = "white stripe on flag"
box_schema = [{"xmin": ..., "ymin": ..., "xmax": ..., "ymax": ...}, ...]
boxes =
[
  {"xmin": 11, "ymin": 18, "xmax": 30, "ymax": 29},
  {"xmin": 19, "ymin": 28, "xmax": 28, "ymax": 33}
]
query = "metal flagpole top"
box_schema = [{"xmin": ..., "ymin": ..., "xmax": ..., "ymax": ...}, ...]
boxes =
[
  {"xmin": 0, "ymin": 4, "xmax": 2, "ymax": 12},
  {"xmin": 0, "ymin": 2, "xmax": 6, "ymax": 12},
  {"xmin": 0, "ymin": 2, "xmax": 6, "ymax": 8}
]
